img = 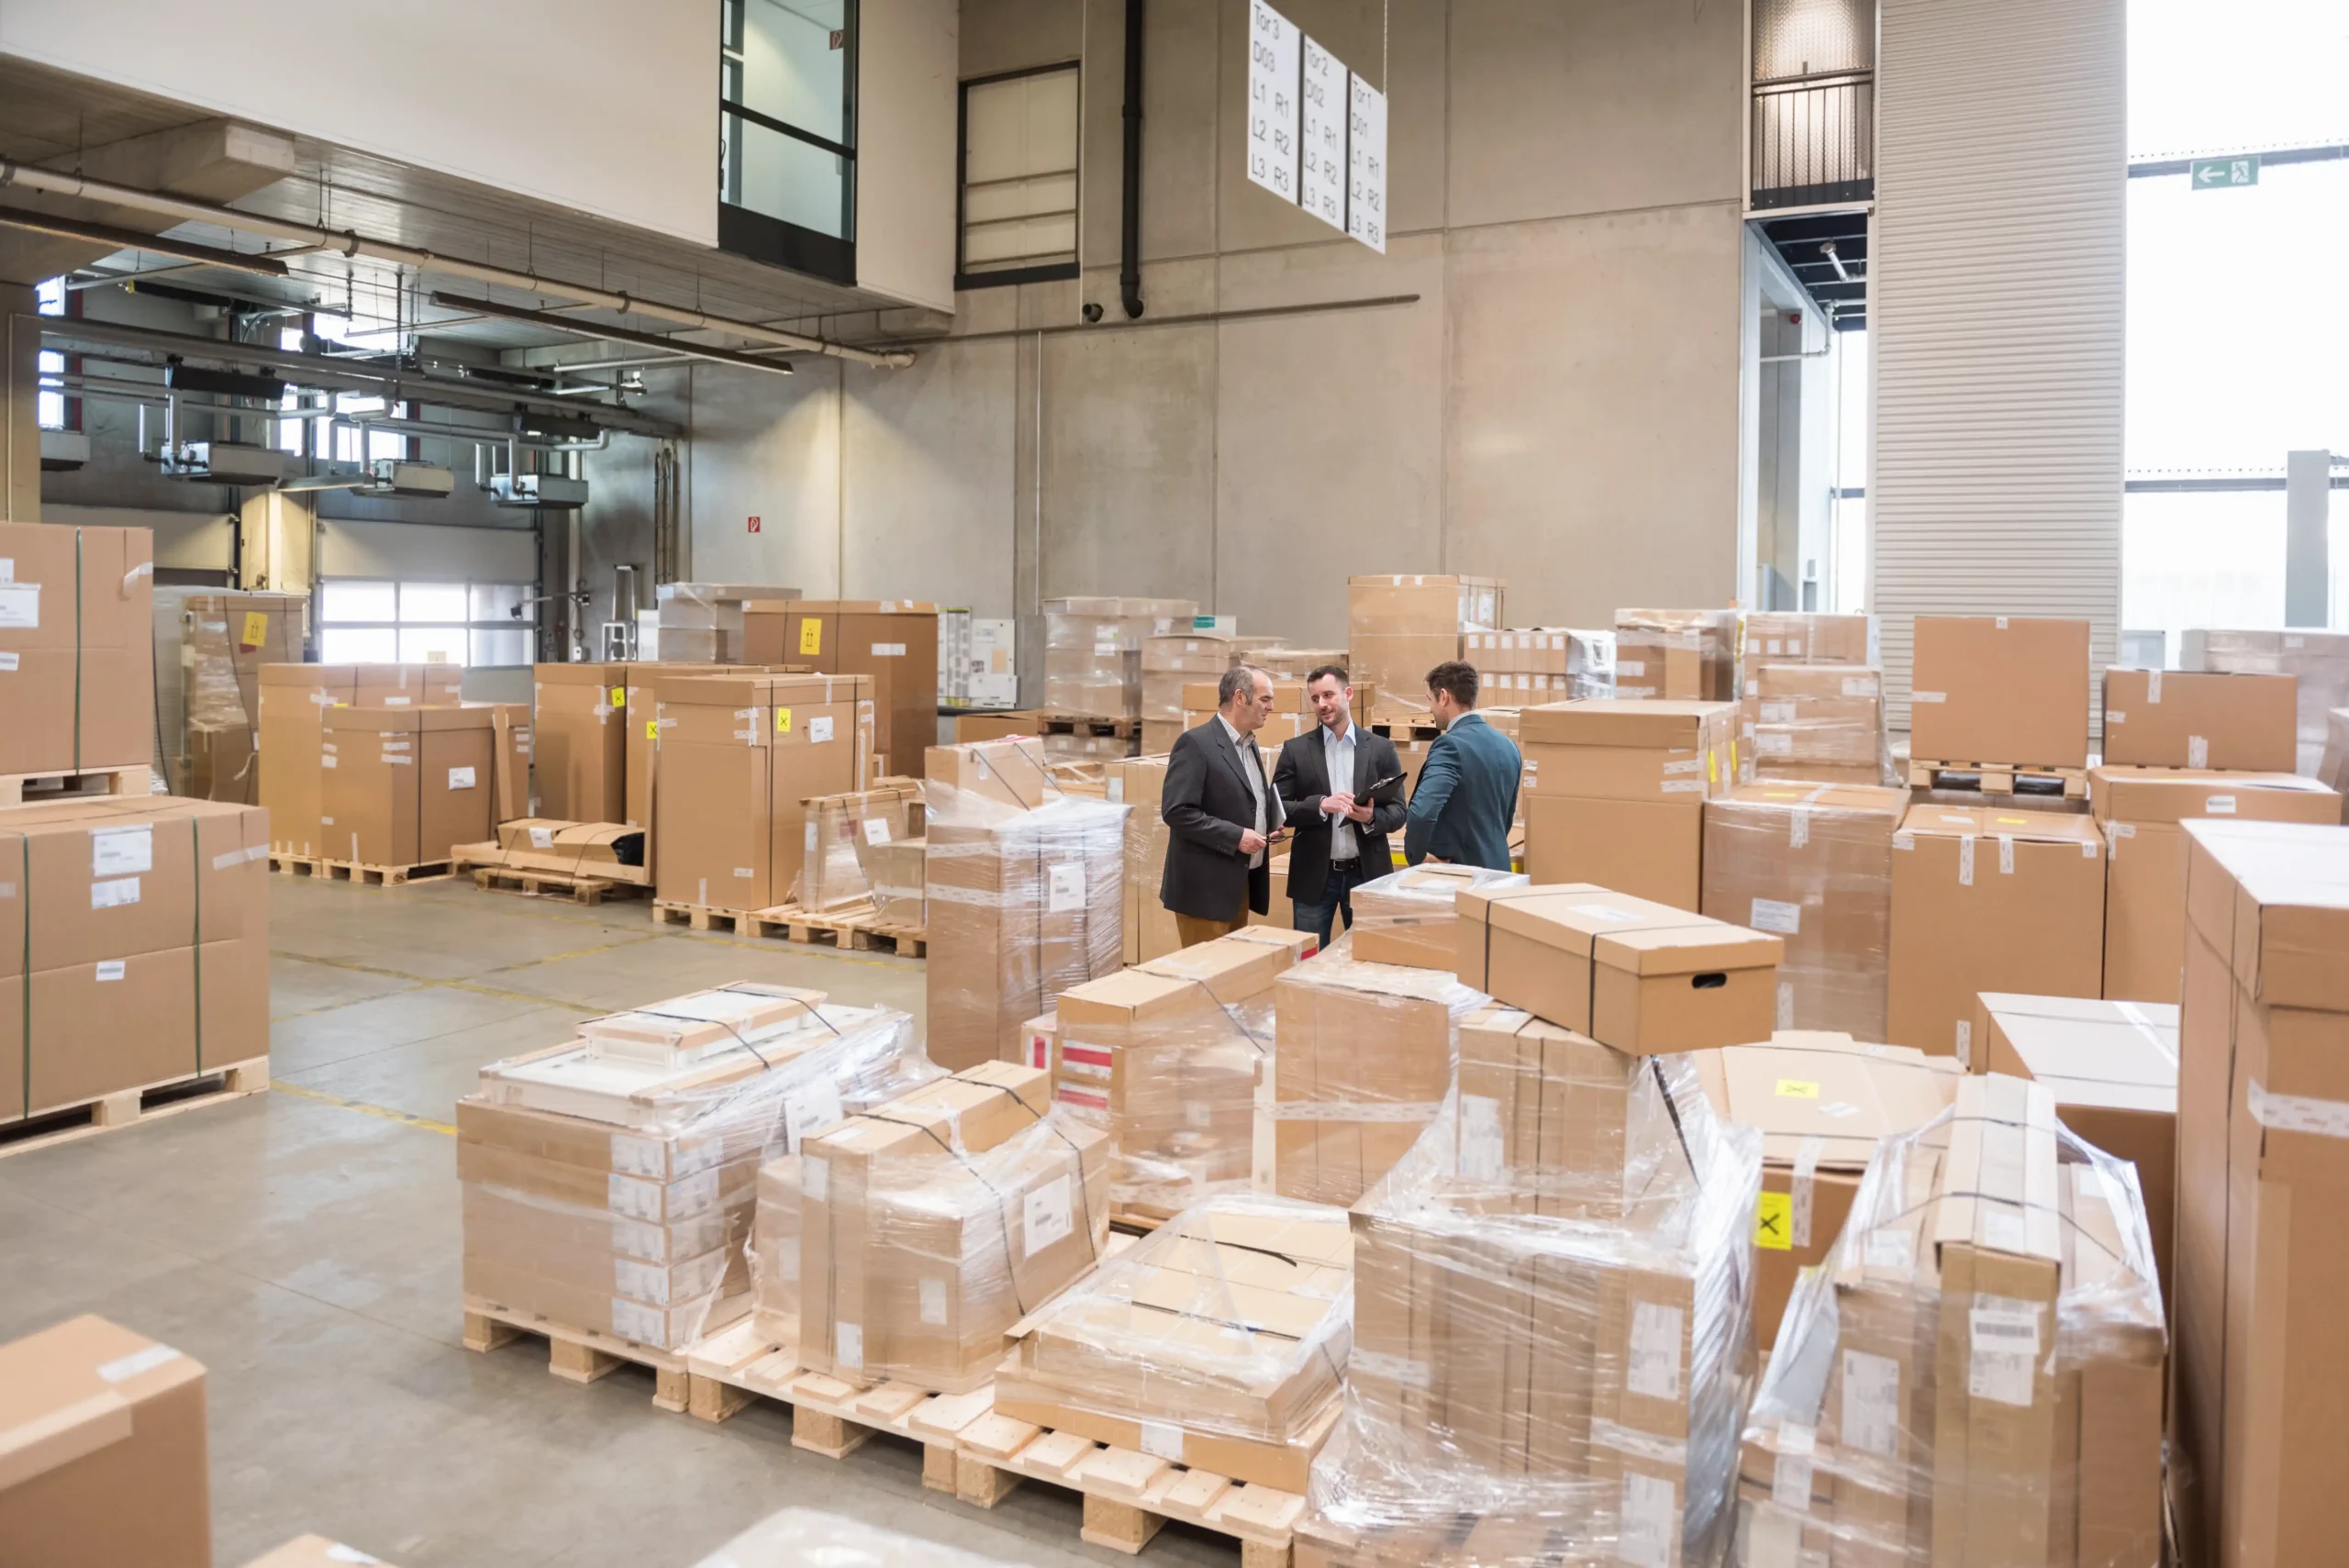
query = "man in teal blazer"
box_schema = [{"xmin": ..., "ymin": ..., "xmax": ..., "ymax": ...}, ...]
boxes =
[{"xmin": 1404, "ymin": 660, "xmax": 1520, "ymax": 872}]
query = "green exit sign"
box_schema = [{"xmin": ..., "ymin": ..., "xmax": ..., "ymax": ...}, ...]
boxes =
[{"xmin": 2191, "ymin": 155, "xmax": 2260, "ymax": 189}]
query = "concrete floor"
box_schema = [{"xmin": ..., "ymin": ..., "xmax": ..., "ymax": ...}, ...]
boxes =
[{"xmin": 0, "ymin": 874, "xmax": 1233, "ymax": 1568}]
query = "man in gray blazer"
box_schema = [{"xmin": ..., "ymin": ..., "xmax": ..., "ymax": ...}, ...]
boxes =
[
  {"xmin": 1158, "ymin": 664, "xmax": 1282, "ymax": 945},
  {"xmin": 1405, "ymin": 660, "xmax": 1520, "ymax": 872}
]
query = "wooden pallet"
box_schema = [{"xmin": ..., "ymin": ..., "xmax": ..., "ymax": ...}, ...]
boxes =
[
  {"xmin": 460, "ymin": 1296, "xmax": 711, "ymax": 1413},
  {"xmin": 1368, "ymin": 720, "xmax": 1440, "ymax": 743},
  {"xmin": 682, "ymin": 1320, "xmax": 994, "ymax": 1469},
  {"xmin": 470, "ymin": 865, "xmax": 651, "ymax": 906},
  {"xmin": 1907, "ymin": 760, "xmax": 2089, "ymax": 799},
  {"xmin": 0, "ymin": 762, "xmax": 150, "ymax": 808},
  {"xmin": 651, "ymin": 900, "xmax": 927, "ymax": 957},
  {"xmin": 270, "ymin": 856, "xmax": 454, "ymax": 884},
  {"xmin": 0, "ymin": 1057, "xmax": 269, "ymax": 1159},
  {"xmin": 1038, "ymin": 715, "xmax": 1143, "ymax": 738}
]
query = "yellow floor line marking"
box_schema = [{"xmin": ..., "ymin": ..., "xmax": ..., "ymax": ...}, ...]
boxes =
[
  {"xmin": 267, "ymin": 951, "xmax": 607, "ymax": 1015},
  {"xmin": 270, "ymin": 1079, "xmax": 458, "ymax": 1137}
]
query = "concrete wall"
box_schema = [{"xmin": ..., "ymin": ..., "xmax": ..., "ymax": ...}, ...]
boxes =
[{"xmin": 675, "ymin": 0, "xmax": 1752, "ymax": 676}]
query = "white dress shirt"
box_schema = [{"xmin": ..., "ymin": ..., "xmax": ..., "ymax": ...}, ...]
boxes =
[
  {"xmin": 1216, "ymin": 713, "xmax": 1268, "ymax": 868},
  {"xmin": 1321, "ymin": 718, "xmax": 1359, "ymax": 862}
]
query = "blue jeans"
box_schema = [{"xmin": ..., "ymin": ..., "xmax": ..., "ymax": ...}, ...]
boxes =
[{"xmin": 1292, "ymin": 856, "xmax": 1372, "ymax": 951}]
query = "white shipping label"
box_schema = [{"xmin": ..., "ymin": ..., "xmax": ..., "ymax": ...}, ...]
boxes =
[
  {"xmin": 870, "ymin": 642, "xmax": 907, "ymax": 657},
  {"xmin": 610, "ymin": 1300, "xmax": 667, "ymax": 1349},
  {"xmin": 2188, "ymin": 735, "xmax": 2210, "ymax": 769},
  {"xmin": 95, "ymin": 960, "xmax": 127, "ymax": 982},
  {"xmin": 1789, "ymin": 807, "xmax": 1811, "ymax": 850},
  {"xmin": 863, "ymin": 817, "xmax": 892, "ymax": 845},
  {"xmin": 809, "ymin": 716, "xmax": 835, "ymax": 743},
  {"xmin": 1865, "ymin": 1231, "xmax": 1915, "ymax": 1272},
  {"xmin": 803, "ymin": 1155, "xmax": 829, "ymax": 1204},
  {"xmin": 1771, "ymin": 1422, "xmax": 1817, "ymax": 1510},
  {"xmin": 90, "ymin": 876, "xmax": 141, "ymax": 910},
  {"xmin": 1967, "ymin": 1302, "xmax": 2043, "ymax": 1407},
  {"xmin": 0, "ymin": 583, "xmax": 39, "ymax": 628},
  {"xmin": 2147, "ymin": 670, "xmax": 2164, "ymax": 703},
  {"xmin": 320, "ymin": 754, "xmax": 337, "ymax": 769},
  {"xmin": 96, "ymin": 1343, "xmax": 184, "ymax": 1384},
  {"xmin": 1660, "ymin": 779, "xmax": 1707, "ymax": 795},
  {"xmin": 2108, "ymin": 710, "xmax": 2126, "ymax": 725},
  {"xmin": 1750, "ymin": 897, "xmax": 1802, "ymax": 935},
  {"xmin": 919, "ymin": 1276, "xmax": 949, "ymax": 1326},
  {"xmin": 0, "ymin": 652, "xmax": 17, "ymax": 672},
  {"xmin": 1955, "ymin": 1019, "xmax": 1973, "ymax": 1068},
  {"xmin": 1047, "ymin": 861, "xmax": 1085, "ymax": 912},
  {"xmin": 91, "ymin": 825, "xmax": 154, "ymax": 876},
  {"xmin": 0, "ymin": 559, "xmax": 9, "ymax": 581},
  {"xmin": 1140, "ymin": 1420, "xmax": 1186, "ymax": 1462},
  {"xmin": 1998, "ymin": 835, "xmax": 2015, "ymax": 875},
  {"xmin": 529, "ymin": 827, "xmax": 555, "ymax": 849},
  {"xmin": 783, "ymin": 1080, "xmax": 845, "ymax": 1149},
  {"xmin": 1626, "ymin": 1301, "xmax": 1685, "ymax": 1401},
  {"xmin": 1662, "ymin": 758, "xmax": 1702, "ymax": 774},
  {"xmin": 1756, "ymin": 732, "xmax": 1793, "ymax": 756},
  {"xmin": 1957, "ymin": 836, "xmax": 1975, "ymax": 886},
  {"xmin": 447, "ymin": 766, "xmax": 477, "ymax": 789},
  {"xmin": 1616, "ymin": 659, "xmax": 1646, "ymax": 677},
  {"xmin": 1983, "ymin": 1208, "xmax": 2029, "ymax": 1255},
  {"xmin": 1841, "ymin": 1350, "xmax": 1902, "ymax": 1456},
  {"xmin": 1841, "ymin": 675, "xmax": 1876, "ymax": 697},
  {"xmin": 613, "ymin": 1259, "xmax": 672, "ymax": 1306},
  {"xmin": 1460, "ymin": 1094, "xmax": 1505, "ymax": 1181},
  {"xmin": 609, "ymin": 1134, "xmax": 665, "ymax": 1179},
  {"xmin": 1617, "ymin": 1471, "xmax": 1676, "ymax": 1568},
  {"xmin": 1759, "ymin": 701, "xmax": 1797, "ymax": 724},
  {"xmin": 607, "ymin": 1174, "xmax": 662, "ymax": 1223},
  {"xmin": 1023, "ymin": 1173, "xmax": 1074, "ymax": 1256},
  {"xmin": 1911, "ymin": 690, "xmax": 1945, "ymax": 704},
  {"xmin": 836, "ymin": 1321, "xmax": 864, "ymax": 1369},
  {"xmin": 1106, "ymin": 777, "xmax": 1125, "ymax": 804}
]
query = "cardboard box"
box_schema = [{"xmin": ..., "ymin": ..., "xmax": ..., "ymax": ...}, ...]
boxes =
[
  {"xmin": 2100, "ymin": 667, "xmax": 2297, "ymax": 772},
  {"xmin": 2092, "ymin": 766, "xmax": 2340, "ymax": 1003},
  {"xmin": 241, "ymin": 1538, "xmax": 401, "ymax": 1568},
  {"xmin": 863, "ymin": 835, "xmax": 926, "ymax": 928},
  {"xmin": 797, "ymin": 783, "xmax": 919, "ymax": 910},
  {"xmin": 1613, "ymin": 608, "xmax": 1738, "ymax": 701},
  {"xmin": 352, "ymin": 662, "xmax": 462, "ymax": 708},
  {"xmin": 1519, "ymin": 701, "xmax": 1735, "ymax": 911},
  {"xmin": 1885, "ymin": 804, "xmax": 2106, "ymax": 1059},
  {"xmin": 656, "ymin": 581, "xmax": 798, "ymax": 661},
  {"xmin": 0, "ymin": 1315, "xmax": 209, "ymax": 1568},
  {"xmin": 1351, "ymin": 864, "xmax": 1529, "ymax": 969},
  {"xmin": 0, "ymin": 521, "xmax": 154, "ymax": 776},
  {"xmin": 167, "ymin": 589, "xmax": 306, "ymax": 802},
  {"xmin": 1737, "ymin": 663, "xmax": 1890, "ymax": 784},
  {"xmin": 2318, "ymin": 706, "xmax": 2349, "ymax": 817},
  {"xmin": 1688, "ymin": 1033, "xmax": 1956, "ymax": 1348},
  {"xmin": 257, "ymin": 662, "xmax": 359, "ymax": 857},
  {"xmin": 2171, "ymin": 819, "xmax": 2349, "ymax": 1568},
  {"xmin": 1700, "ymin": 783, "xmax": 1908, "ymax": 1040},
  {"xmin": 457, "ymin": 818, "xmax": 651, "ymax": 884},
  {"xmin": 1737, "ymin": 611, "xmax": 1878, "ymax": 670},
  {"xmin": 320, "ymin": 706, "xmax": 495, "ymax": 868},
  {"xmin": 1349, "ymin": 574, "xmax": 1503, "ymax": 723},
  {"xmin": 1042, "ymin": 596, "xmax": 1197, "ymax": 718},
  {"xmin": 748, "ymin": 600, "xmax": 940, "ymax": 777},
  {"xmin": 2181, "ymin": 627, "xmax": 2349, "ymax": 775},
  {"xmin": 1455, "ymin": 884, "xmax": 1781, "ymax": 1055},
  {"xmin": 532, "ymin": 662, "xmax": 630, "ymax": 823},
  {"xmin": 1971, "ymin": 992, "xmax": 2178, "ymax": 1301},
  {"xmin": 1453, "ymin": 1003, "xmax": 1658, "ymax": 1210},
  {"xmin": 1909, "ymin": 616, "xmax": 2091, "ymax": 768}
]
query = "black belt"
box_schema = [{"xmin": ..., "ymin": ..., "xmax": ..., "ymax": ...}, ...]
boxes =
[{"xmin": 1330, "ymin": 856, "xmax": 1362, "ymax": 870}]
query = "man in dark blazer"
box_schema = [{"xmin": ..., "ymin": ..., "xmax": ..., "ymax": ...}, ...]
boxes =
[
  {"xmin": 1405, "ymin": 660, "xmax": 1520, "ymax": 872},
  {"xmin": 1273, "ymin": 664, "xmax": 1406, "ymax": 947},
  {"xmin": 1159, "ymin": 663, "xmax": 1282, "ymax": 945}
]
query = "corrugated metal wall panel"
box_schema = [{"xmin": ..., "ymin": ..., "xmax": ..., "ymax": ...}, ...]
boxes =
[{"xmin": 1871, "ymin": 0, "xmax": 2126, "ymax": 735}]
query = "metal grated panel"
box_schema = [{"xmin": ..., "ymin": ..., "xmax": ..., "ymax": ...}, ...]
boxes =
[
  {"xmin": 1870, "ymin": 0, "xmax": 2126, "ymax": 735},
  {"xmin": 1753, "ymin": 0, "xmax": 1875, "ymax": 82}
]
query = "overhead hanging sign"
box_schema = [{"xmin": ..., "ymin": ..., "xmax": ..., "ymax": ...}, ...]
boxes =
[{"xmin": 1247, "ymin": 0, "xmax": 1387, "ymax": 253}]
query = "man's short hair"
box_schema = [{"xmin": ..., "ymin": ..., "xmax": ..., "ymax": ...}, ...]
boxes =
[
  {"xmin": 1305, "ymin": 663, "xmax": 1350, "ymax": 689},
  {"xmin": 1218, "ymin": 663, "xmax": 1269, "ymax": 706},
  {"xmin": 1426, "ymin": 660, "xmax": 1479, "ymax": 709}
]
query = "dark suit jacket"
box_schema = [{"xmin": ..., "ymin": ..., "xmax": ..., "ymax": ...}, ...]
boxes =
[
  {"xmin": 1158, "ymin": 717, "xmax": 1275, "ymax": 920},
  {"xmin": 1273, "ymin": 723, "xmax": 1407, "ymax": 904},
  {"xmin": 1404, "ymin": 712, "xmax": 1520, "ymax": 872}
]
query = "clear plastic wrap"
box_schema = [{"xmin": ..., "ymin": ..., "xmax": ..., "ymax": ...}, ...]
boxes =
[
  {"xmin": 796, "ymin": 784, "xmax": 919, "ymax": 910},
  {"xmin": 1141, "ymin": 629, "xmax": 1241, "ymax": 723},
  {"xmin": 862, "ymin": 833, "xmax": 926, "ymax": 928},
  {"xmin": 1272, "ymin": 934, "xmax": 1490, "ymax": 1207},
  {"xmin": 1301, "ymin": 1052, "xmax": 1764, "ymax": 1568},
  {"xmin": 689, "ymin": 1507, "xmax": 1030, "ymax": 1567},
  {"xmin": 1730, "ymin": 1073, "xmax": 2165, "ymax": 1568},
  {"xmin": 458, "ymin": 817, "xmax": 647, "ymax": 882},
  {"xmin": 996, "ymin": 1193, "xmax": 1353, "ymax": 1489},
  {"xmin": 1464, "ymin": 628, "xmax": 1617, "ymax": 702},
  {"xmin": 165, "ymin": 590, "xmax": 305, "ymax": 801},
  {"xmin": 459, "ymin": 984, "xmax": 932, "ymax": 1351},
  {"xmin": 1041, "ymin": 595, "xmax": 1198, "ymax": 718},
  {"xmin": 1350, "ymin": 864, "xmax": 1530, "ymax": 969},
  {"xmin": 1615, "ymin": 609, "xmax": 1742, "ymax": 703},
  {"xmin": 923, "ymin": 738, "xmax": 1128, "ymax": 1070},
  {"xmin": 1736, "ymin": 612, "xmax": 1878, "ymax": 673},
  {"xmin": 1052, "ymin": 925, "xmax": 1318, "ymax": 1216},
  {"xmin": 2180, "ymin": 626, "xmax": 2349, "ymax": 774},
  {"xmin": 1738, "ymin": 663, "xmax": 1895, "ymax": 786},
  {"xmin": 1349, "ymin": 574, "xmax": 1505, "ymax": 722},
  {"xmin": 793, "ymin": 1061, "xmax": 1111, "ymax": 1393},
  {"xmin": 1698, "ymin": 784, "xmax": 1909, "ymax": 1041}
]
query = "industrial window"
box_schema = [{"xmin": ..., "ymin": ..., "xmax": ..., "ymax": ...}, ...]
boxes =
[
  {"xmin": 317, "ymin": 579, "xmax": 535, "ymax": 669},
  {"xmin": 957, "ymin": 63, "xmax": 1080, "ymax": 289},
  {"xmin": 719, "ymin": 0, "xmax": 857, "ymax": 284},
  {"xmin": 33, "ymin": 278, "xmax": 74, "ymax": 432}
]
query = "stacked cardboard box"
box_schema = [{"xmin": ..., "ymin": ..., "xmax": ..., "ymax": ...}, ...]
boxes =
[
  {"xmin": 1270, "ymin": 941, "xmax": 1488, "ymax": 1206},
  {"xmin": 924, "ymin": 738, "xmax": 1125, "ymax": 1070},
  {"xmin": 2180, "ymin": 627, "xmax": 2349, "ymax": 775},
  {"xmin": 2100, "ymin": 666, "xmax": 2297, "ymax": 772},
  {"xmin": 1463, "ymin": 628, "xmax": 1617, "ymax": 703},
  {"xmin": 1350, "ymin": 863, "xmax": 1528, "ymax": 969},
  {"xmin": 464, "ymin": 984, "xmax": 926, "ymax": 1351},
  {"xmin": 258, "ymin": 662, "xmax": 467, "ymax": 859},
  {"xmin": 655, "ymin": 582, "xmax": 798, "ymax": 663},
  {"xmin": 1256, "ymin": 645, "xmax": 1347, "ymax": 680},
  {"xmin": 743, "ymin": 600, "xmax": 939, "ymax": 776},
  {"xmin": 453, "ymin": 819, "xmax": 650, "ymax": 885},
  {"xmin": 1107, "ymin": 755, "xmax": 1179, "ymax": 962},
  {"xmin": 0, "ymin": 797, "xmax": 270, "ymax": 1123},
  {"xmin": 532, "ymin": 662, "xmax": 630, "ymax": 823},
  {"xmin": 1730, "ymin": 1073, "xmax": 2165, "ymax": 1568},
  {"xmin": 1886, "ymin": 804, "xmax": 2106, "ymax": 1060},
  {"xmin": 1735, "ymin": 611, "xmax": 1877, "ymax": 675},
  {"xmin": 796, "ymin": 782, "xmax": 920, "ymax": 910},
  {"xmin": 651, "ymin": 672, "xmax": 874, "ymax": 912},
  {"xmin": 1735, "ymin": 664, "xmax": 1891, "ymax": 785},
  {"xmin": 1614, "ymin": 607, "xmax": 1739, "ymax": 701},
  {"xmin": 1970, "ymin": 993, "xmax": 2177, "ymax": 1299},
  {"xmin": 1689, "ymin": 1033, "xmax": 1958, "ymax": 1348},
  {"xmin": 161, "ymin": 588, "xmax": 306, "ymax": 802},
  {"xmin": 793, "ymin": 1061, "xmax": 1110, "ymax": 1392},
  {"xmin": 320, "ymin": 706, "xmax": 495, "ymax": 869},
  {"xmin": 1520, "ymin": 700, "xmax": 1737, "ymax": 911},
  {"xmin": 1299, "ymin": 1051, "xmax": 1762, "ymax": 1568},
  {"xmin": 862, "ymin": 834, "xmax": 926, "ymax": 928},
  {"xmin": 1041, "ymin": 596, "xmax": 1197, "ymax": 718},
  {"xmin": 1052, "ymin": 926, "xmax": 1318, "ymax": 1217},
  {"xmin": 2172, "ymin": 819, "xmax": 2349, "ymax": 1566},
  {"xmin": 0, "ymin": 1316, "xmax": 210, "ymax": 1568},
  {"xmin": 2091, "ymin": 766, "xmax": 2336, "ymax": 1002},
  {"xmin": 1175, "ymin": 678, "xmax": 1377, "ymax": 753},
  {"xmin": 0, "ymin": 520, "xmax": 154, "ymax": 779},
  {"xmin": 1909, "ymin": 616, "xmax": 2090, "ymax": 768},
  {"xmin": 997, "ymin": 1195, "xmax": 1353, "ymax": 1491},
  {"xmin": 1142, "ymin": 627, "xmax": 1241, "ymax": 731},
  {"xmin": 1700, "ymin": 783, "xmax": 1909, "ymax": 1039},
  {"xmin": 1348, "ymin": 574, "xmax": 1503, "ymax": 724}
]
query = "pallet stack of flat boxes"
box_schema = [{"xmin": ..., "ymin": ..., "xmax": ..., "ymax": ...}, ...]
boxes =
[
  {"xmin": 1141, "ymin": 627, "xmax": 1241, "ymax": 757},
  {"xmin": 1518, "ymin": 700, "xmax": 1738, "ymax": 912},
  {"xmin": 1729, "ymin": 1073, "xmax": 2165, "ymax": 1568},
  {"xmin": 655, "ymin": 582, "xmax": 798, "ymax": 663},
  {"xmin": 1464, "ymin": 627, "xmax": 1616, "ymax": 705},
  {"xmin": 1614, "ymin": 609, "xmax": 1739, "ymax": 702},
  {"xmin": 1302, "ymin": 884, "xmax": 1781, "ymax": 1568},
  {"xmin": 159, "ymin": 588, "xmax": 306, "ymax": 803},
  {"xmin": 1734, "ymin": 612, "xmax": 1888, "ymax": 786},
  {"xmin": 2180, "ymin": 627, "xmax": 2349, "ymax": 775},
  {"xmin": 1349, "ymin": 575, "xmax": 1502, "ymax": 725},
  {"xmin": 1041, "ymin": 596, "xmax": 1197, "ymax": 720}
]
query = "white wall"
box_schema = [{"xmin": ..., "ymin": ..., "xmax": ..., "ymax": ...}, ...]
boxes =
[
  {"xmin": 855, "ymin": 0, "xmax": 960, "ymax": 308},
  {"xmin": 0, "ymin": 0, "xmax": 718, "ymax": 245},
  {"xmin": 318, "ymin": 519, "xmax": 536, "ymax": 582}
]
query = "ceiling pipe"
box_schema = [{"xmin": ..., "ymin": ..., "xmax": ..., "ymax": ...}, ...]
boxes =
[
  {"xmin": 49, "ymin": 373, "xmax": 618, "ymax": 450},
  {"xmin": 429, "ymin": 291, "xmax": 798, "ymax": 379},
  {"xmin": 0, "ymin": 157, "xmax": 914, "ymax": 370},
  {"xmin": 1119, "ymin": 0, "xmax": 1147, "ymax": 319},
  {"xmin": 0, "ymin": 206, "xmax": 295, "ymax": 277}
]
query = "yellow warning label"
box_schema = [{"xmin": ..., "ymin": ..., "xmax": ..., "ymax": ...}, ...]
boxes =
[
  {"xmin": 1709, "ymin": 749, "xmax": 1719, "ymax": 784},
  {"xmin": 1775, "ymin": 1079, "xmax": 1820, "ymax": 1099},
  {"xmin": 1754, "ymin": 1191, "xmax": 1793, "ymax": 1251},
  {"xmin": 239, "ymin": 610, "xmax": 269, "ymax": 649},
  {"xmin": 799, "ymin": 618, "xmax": 823, "ymax": 656},
  {"xmin": 645, "ymin": 719, "xmax": 658, "ymax": 740},
  {"xmin": 775, "ymin": 706, "xmax": 793, "ymax": 734},
  {"xmin": 611, "ymin": 686, "xmax": 626, "ymax": 707}
]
